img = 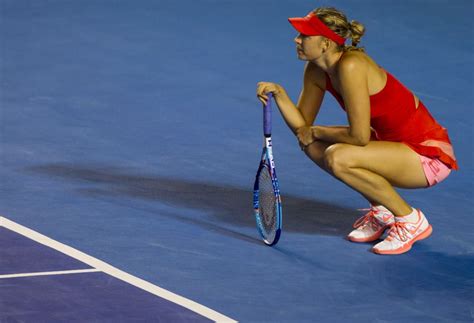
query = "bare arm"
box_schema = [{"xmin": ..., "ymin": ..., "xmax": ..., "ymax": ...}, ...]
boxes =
[
  {"xmin": 296, "ymin": 62, "xmax": 325, "ymax": 126},
  {"xmin": 311, "ymin": 55, "xmax": 371, "ymax": 146},
  {"xmin": 256, "ymin": 63, "xmax": 325, "ymax": 134}
]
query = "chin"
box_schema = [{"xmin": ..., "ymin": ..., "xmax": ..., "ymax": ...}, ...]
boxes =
[{"xmin": 297, "ymin": 52, "xmax": 306, "ymax": 60}]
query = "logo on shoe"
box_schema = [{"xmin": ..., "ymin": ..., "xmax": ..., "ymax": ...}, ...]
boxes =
[
  {"xmin": 381, "ymin": 214, "xmax": 393, "ymax": 223},
  {"xmin": 405, "ymin": 211, "xmax": 424, "ymax": 235}
]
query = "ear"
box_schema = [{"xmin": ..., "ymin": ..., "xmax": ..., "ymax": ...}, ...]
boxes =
[{"xmin": 322, "ymin": 38, "xmax": 330, "ymax": 52}]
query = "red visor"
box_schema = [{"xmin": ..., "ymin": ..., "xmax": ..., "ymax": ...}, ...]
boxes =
[{"xmin": 288, "ymin": 12, "xmax": 346, "ymax": 46}]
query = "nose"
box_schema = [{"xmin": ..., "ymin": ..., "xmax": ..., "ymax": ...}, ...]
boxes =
[{"xmin": 294, "ymin": 34, "xmax": 302, "ymax": 44}]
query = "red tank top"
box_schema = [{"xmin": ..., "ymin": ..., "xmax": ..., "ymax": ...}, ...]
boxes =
[{"xmin": 325, "ymin": 70, "xmax": 458, "ymax": 170}]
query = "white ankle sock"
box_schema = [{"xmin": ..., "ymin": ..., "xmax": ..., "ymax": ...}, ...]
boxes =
[{"xmin": 397, "ymin": 208, "xmax": 418, "ymax": 222}]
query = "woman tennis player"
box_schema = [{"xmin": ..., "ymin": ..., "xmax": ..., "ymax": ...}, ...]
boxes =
[{"xmin": 256, "ymin": 7, "xmax": 458, "ymax": 255}]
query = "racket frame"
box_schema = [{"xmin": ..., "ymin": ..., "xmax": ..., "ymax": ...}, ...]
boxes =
[{"xmin": 253, "ymin": 93, "xmax": 282, "ymax": 246}]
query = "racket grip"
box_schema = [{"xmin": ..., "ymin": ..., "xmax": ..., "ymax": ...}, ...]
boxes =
[{"xmin": 263, "ymin": 92, "xmax": 272, "ymax": 137}]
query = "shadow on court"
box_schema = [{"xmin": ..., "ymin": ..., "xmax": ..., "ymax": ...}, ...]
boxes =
[{"xmin": 26, "ymin": 164, "xmax": 359, "ymax": 238}]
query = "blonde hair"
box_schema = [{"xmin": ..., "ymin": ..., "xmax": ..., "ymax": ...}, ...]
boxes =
[{"xmin": 312, "ymin": 7, "xmax": 366, "ymax": 52}]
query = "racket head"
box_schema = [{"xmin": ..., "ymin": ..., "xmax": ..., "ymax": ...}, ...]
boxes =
[{"xmin": 253, "ymin": 157, "xmax": 282, "ymax": 246}]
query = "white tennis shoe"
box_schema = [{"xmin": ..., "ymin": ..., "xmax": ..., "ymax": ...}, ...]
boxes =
[
  {"xmin": 372, "ymin": 209, "xmax": 432, "ymax": 255},
  {"xmin": 347, "ymin": 205, "xmax": 395, "ymax": 243}
]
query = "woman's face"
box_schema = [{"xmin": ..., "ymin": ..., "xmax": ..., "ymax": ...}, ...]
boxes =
[{"xmin": 294, "ymin": 33, "xmax": 326, "ymax": 61}]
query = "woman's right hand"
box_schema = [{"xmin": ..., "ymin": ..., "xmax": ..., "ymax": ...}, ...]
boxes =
[
  {"xmin": 296, "ymin": 126, "xmax": 316, "ymax": 150},
  {"xmin": 256, "ymin": 82, "xmax": 283, "ymax": 106}
]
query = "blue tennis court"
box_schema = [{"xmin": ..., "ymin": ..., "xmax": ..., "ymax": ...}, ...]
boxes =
[{"xmin": 1, "ymin": 0, "xmax": 473, "ymax": 322}]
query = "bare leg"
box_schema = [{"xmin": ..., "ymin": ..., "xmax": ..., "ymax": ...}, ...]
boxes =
[
  {"xmin": 304, "ymin": 141, "xmax": 428, "ymax": 216},
  {"xmin": 304, "ymin": 141, "xmax": 383, "ymax": 207},
  {"xmin": 303, "ymin": 140, "xmax": 333, "ymax": 172}
]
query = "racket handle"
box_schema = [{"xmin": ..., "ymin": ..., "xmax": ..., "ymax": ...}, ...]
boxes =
[{"xmin": 263, "ymin": 92, "xmax": 272, "ymax": 137}]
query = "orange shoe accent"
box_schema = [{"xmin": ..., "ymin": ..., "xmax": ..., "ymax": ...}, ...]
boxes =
[
  {"xmin": 347, "ymin": 208, "xmax": 394, "ymax": 243},
  {"xmin": 373, "ymin": 225, "xmax": 433, "ymax": 255},
  {"xmin": 348, "ymin": 225, "xmax": 389, "ymax": 243}
]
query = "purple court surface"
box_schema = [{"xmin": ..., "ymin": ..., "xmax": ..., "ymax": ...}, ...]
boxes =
[{"xmin": 1, "ymin": 0, "xmax": 473, "ymax": 322}]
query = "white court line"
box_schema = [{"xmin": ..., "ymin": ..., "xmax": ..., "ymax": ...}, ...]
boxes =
[
  {"xmin": 0, "ymin": 216, "xmax": 237, "ymax": 323},
  {"xmin": 0, "ymin": 268, "xmax": 100, "ymax": 279}
]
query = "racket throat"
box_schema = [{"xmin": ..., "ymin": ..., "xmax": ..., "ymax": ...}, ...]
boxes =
[{"xmin": 264, "ymin": 137, "xmax": 276, "ymax": 170}]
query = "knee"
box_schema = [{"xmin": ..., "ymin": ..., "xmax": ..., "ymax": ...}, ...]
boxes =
[
  {"xmin": 302, "ymin": 141, "xmax": 328, "ymax": 168},
  {"xmin": 324, "ymin": 144, "xmax": 351, "ymax": 176}
]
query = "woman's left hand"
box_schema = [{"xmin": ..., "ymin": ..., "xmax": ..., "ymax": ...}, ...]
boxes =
[{"xmin": 296, "ymin": 126, "xmax": 315, "ymax": 150}]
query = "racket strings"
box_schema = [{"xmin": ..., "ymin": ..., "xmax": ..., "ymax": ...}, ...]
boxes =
[{"xmin": 258, "ymin": 168, "xmax": 277, "ymax": 237}]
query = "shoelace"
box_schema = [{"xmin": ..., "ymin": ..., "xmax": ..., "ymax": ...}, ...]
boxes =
[
  {"xmin": 353, "ymin": 208, "xmax": 381, "ymax": 231},
  {"xmin": 386, "ymin": 222, "xmax": 410, "ymax": 242}
]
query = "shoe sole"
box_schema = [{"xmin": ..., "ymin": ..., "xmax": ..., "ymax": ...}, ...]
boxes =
[
  {"xmin": 347, "ymin": 226, "xmax": 389, "ymax": 243},
  {"xmin": 372, "ymin": 225, "xmax": 433, "ymax": 255}
]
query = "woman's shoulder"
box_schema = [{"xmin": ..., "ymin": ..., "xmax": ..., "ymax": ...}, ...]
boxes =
[
  {"xmin": 338, "ymin": 51, "xmax": 370, "ymax": 73},
  {"xmin": 337, "ymin": 51, "xmax": 386, "ymax": 87},
  {"xmin": 303, "ymin": 62, "xmax": 326, "ymax": 91}
]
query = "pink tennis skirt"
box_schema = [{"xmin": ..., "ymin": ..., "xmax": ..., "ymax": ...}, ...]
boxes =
[{"xmin": 419, "ymin": 155, "xmax": 451, "ymax": 187}]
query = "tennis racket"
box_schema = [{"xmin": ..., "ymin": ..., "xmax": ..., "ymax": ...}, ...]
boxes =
[{"xmin": 253, "ymin": 93, "xmax": 282, "ymax": 246}]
